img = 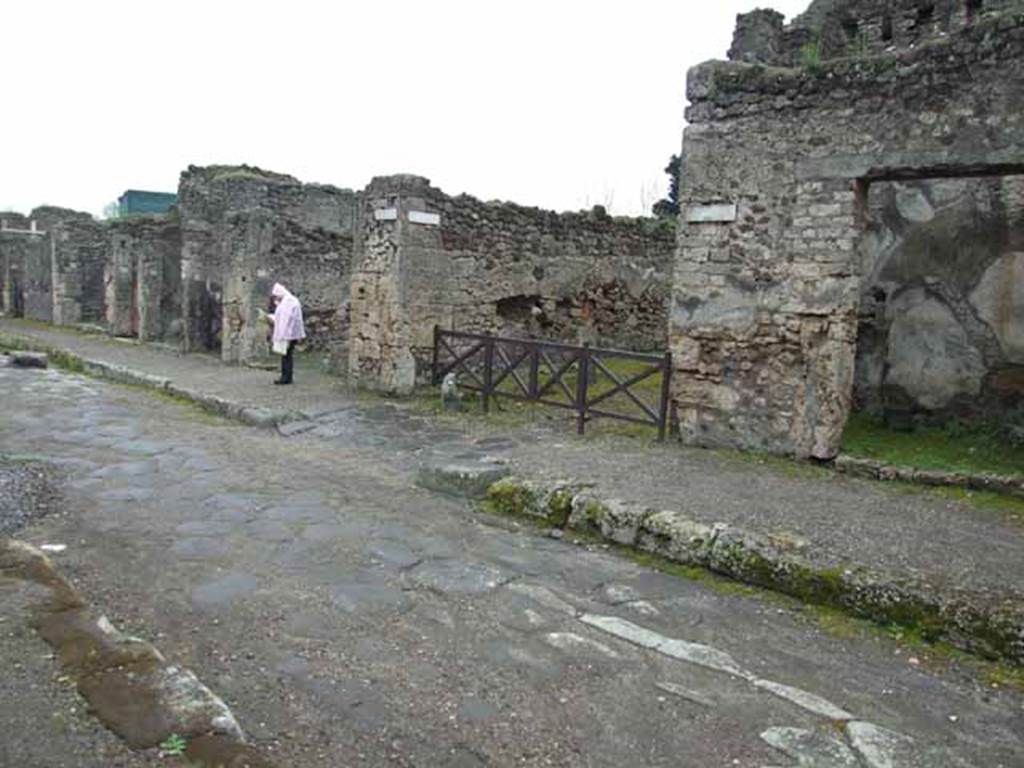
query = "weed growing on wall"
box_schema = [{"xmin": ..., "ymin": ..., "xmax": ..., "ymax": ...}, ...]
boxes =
[{"xmin": 800, "ymin": 39, "xmax": 822, "ymax": 70}]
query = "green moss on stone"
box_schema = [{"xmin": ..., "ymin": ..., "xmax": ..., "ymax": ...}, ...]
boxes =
[
  {"xmin": 485, "ymin": 477, "xmax": 539, "ymax": 518},
  {"xmin": 546, "ymin": 488, "xmax": 574, "ymax": 528}
]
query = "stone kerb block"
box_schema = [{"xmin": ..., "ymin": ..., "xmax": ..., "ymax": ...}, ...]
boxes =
[
  {"xmin": 8, "ymin": 350, "xmax": 48, "ymax": 368},
  {"xmin": 568, "ymin": 496, "xmax": 650, "ymax": 546},
  {"xmin": 635, "ymin": 510, "xmax": 716, "ymax": 565}
]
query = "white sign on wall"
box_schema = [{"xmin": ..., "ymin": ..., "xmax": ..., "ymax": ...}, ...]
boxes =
[
  {"xmin": 374, "ymin": 208, "xmax": 399, "ymax": 221},
  {"xmin": 685, "ymin": 203, "xmax": 738, "ymax": 224},
  {"xmin": 408, "ymin": 210, "xmax": 441, "ymax": 226}
]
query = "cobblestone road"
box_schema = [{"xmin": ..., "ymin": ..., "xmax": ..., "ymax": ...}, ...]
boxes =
[{"xmin": 2, "ymin": 361, "xmax": 1022, "ymax": 767}]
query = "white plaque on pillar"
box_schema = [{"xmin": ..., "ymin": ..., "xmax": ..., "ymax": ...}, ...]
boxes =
[
  {"xmin": 408, "ymin": 210, "xmax": 441, "ymax": 226},
  {"xmin": 374, "ymin": 208, "xmax": 399, "ymax": 221},
  {"xmin": 685, "ymin": 203, "xmax": 737, "ymax": 223}
]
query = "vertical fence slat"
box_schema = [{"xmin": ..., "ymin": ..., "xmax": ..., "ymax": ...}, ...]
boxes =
[
  {"xmin": 431, "ymin": 325, "xmax": 441, "ymax": 385},
  {"xmin": 658, "ymin": 352, "xmax": 672, "ymax": 441},
  {"xmin": 482, "ymin": 333, "xmax": 495, "ymax": 414},
  {"xmin": 528, "ymin": 346, "xmax": 540, "ymax": 399},
  {"xmin": 576, "ymin": 343, "xmax": 590, "ymax": 436}
]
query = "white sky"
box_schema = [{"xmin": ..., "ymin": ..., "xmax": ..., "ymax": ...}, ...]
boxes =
[{"xmin": 0, "ymin": 0, "xmax": 809, "ymax": 218}]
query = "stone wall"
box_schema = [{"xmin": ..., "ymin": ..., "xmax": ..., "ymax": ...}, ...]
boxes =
[
  {"xmin": 3, "ymin": 207, "xmax": 102, "ymax": 326},
  {"xmin": 730, "ymin": 0, "xmax": 1021, "ymax": 66},
  {"xmin": 178, "ymin": 165, "xmax": 357, "ymax": 366},
  {"xmin": 50, "ymin": 216, "xmax": 108, "ymax": 326},
  {"xmin": 0, "ymin": 214, "xmax": 45, "ymax": 319},
  {"xmin": 105, "ymin": 215, "xmax": 182, "ymax": 341},
  {"xmin": 674, "ymin": 7, "xmax": 1024, "ymax": 457},
  {"xmin": 1, "ymin": 233, "xmax": 31, "ymax": 318},
  {"xmin": 349, "ymin": 175, "xmax": 675, "ymax": 392},
  {"xmin": 855, "ymin": 176, "xmax": 1024, "ymax": 421}
]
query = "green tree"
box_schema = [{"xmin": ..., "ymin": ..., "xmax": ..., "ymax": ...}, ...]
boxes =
[{"xmin": 652, "ymin": 154, "xmax": 681, "ymax": 218}]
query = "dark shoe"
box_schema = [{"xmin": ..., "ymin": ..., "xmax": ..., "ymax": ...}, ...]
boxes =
[{"xmin": 273, "ymin": 378, "xmax": 291, "ymax": 385}]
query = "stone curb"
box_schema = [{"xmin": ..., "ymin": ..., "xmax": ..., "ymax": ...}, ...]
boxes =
[
  {"xmin": 0, "ymin": 539, "xmax": 274, "ymax": 766},
  {"xmin": 0, "ymin": 333, "xmax": 291, "ymax": 430},
  {"xmin": 482, "ymin": 476, "xmax": 1024, "ymax": 666},
  {"xmin": 833, "ymin": 454, "xmax": 1024, "ymax": 500}
]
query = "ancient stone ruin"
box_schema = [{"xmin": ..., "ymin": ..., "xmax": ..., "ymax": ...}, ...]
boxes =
[
  {"xmin": 2, "ymin": 0, "xmax": 1021, "ymax": 459},
  {"xmin": 673, "ymin": 0, "xmax": 1024, "ymax": 458},
  {"xmin": 177, "ymin": 166, "xmax": 358, "ymax": 368},
  {"xmin": 350, "ymin": 174, "xmax": 673, "ymax": 392},
  {"xmin": 0, "ymin": 168, "xmax": 674, "ymax": 391}
]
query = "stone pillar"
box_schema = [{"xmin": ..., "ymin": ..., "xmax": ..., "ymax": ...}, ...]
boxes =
[
  {"xmin": 105, "ymin": 231, "xmax": 135, "ymax": 337},
  {"xmin": 221, "ymin": 211, "xmax": 274, "ymax": 365},
  {"xmin": 671, "ymin": 61, "xmax": 865, "ymax": 460},
  {"xmin": 349, "ymin": 177, "xmax": 416, "ymax": 394},
  {"xmin": 137, "ymin": 239, "xmax": 164, "ymax": 342},
  {"xmin": 348, "ymin": 175, "xmax": 451, "ymax": 394},
  {"xmin": 50, "ymin": 223, "xmax": 78, "ymax": 326}
]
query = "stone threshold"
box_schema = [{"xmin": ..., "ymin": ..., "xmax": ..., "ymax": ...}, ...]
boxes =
[
  {"xmin": 0, "ymin": 540, "xmax": 275, "ymax": 767},
  {"xmin": 832, "ymin": 455, "xmax": 1024, "ymax": 501},
  {"xmin": 475, "ymin": 475, "xmax": 1024, "ymax": 667}
]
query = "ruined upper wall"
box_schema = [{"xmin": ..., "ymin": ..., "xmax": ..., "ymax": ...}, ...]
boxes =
[
  {"xmin": 730, "ymin": 0, "xmax": 1019, "ymax": 66},
  {"xmin": 350, "ymin": 174, "xmax": 676, "ymax": 391},
  {"xmin": 0, "ymin": 213, "xmax": 31, "ymax": 231},
  {"xmin": 1, "ymin": 206, "xmax": 98, "ymax": 323},
  {"xmin": 178, "ymin": 164, "xmax": 358, "ymax": 361},
  {"xmin": 688, "ymin": 10, "xmax": 1024, "ymax": 182}
]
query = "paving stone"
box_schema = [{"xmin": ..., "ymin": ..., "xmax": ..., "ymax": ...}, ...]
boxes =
[
  {"xmin": 328, "ymin": 583, "xmax": 411, "ymax": 614},
  {"xmin": 456, "ymin": 697, "xmax": 499, "ymax": 723},
  {"xmin": 365, "ymin": 539, "xmax": 421, "ymax": 569},
  {"xmin": 760, "ymin": 726, "xmax": 861, "ymax": 767},
  {"xmin": 191, "ymin": 571, "xmax": 259, "ymax": 610},
  {"xmin": 406, "ymin": 559, "xmax": 513, "ymax": 595},
  {"xmin": 172, "ymin": 537, "xmax": 231, "ymax": 560},
  {"xmin": 245, "ymin": 520, "xmax": 294, "ymax": 543}
]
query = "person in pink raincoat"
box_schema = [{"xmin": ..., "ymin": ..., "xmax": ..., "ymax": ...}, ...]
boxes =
[{"xmin": 268, "ymin": 283, "xmax": 306, "ymax": 385}]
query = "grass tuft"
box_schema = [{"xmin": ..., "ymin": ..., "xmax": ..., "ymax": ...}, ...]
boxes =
[{"xmin": 841, "ymin": 412, "xmax": 1024, "ymax": 480}]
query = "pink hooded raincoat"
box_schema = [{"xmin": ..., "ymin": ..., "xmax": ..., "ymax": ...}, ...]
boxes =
[{"xmin": 271, "ymin": 283, "xmax": 306, "ymax": 343}]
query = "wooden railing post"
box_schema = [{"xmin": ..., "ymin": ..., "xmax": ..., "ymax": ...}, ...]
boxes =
[
  {"xmin": 658, "ymin": 351, "xmax": 673, "ymax": 441},
  {"xmin": 431, "ymin": 325, "xmax": 441, "ymax": 385},
  {"xmin": 528, "ymin": 346, "xmax": 540, "ymax": 400},
  {"xmin": 576, "ymin": 343, "xmax": 590, "ymax": 436},
  {"xmin": 482, "ymin": 333, "xmax": 495, "ymax": 414}
]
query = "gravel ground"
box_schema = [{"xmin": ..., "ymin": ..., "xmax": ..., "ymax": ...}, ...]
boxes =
[
  {"xmin": 0, "ymin": 459, "xmax": 172, "ymax": 768},
  {"xmin": 0, "ymin": 580, "xmax": 169, "ymax": 768},
  {"xmin": 0, "ymin": 457, "xmax": 62, "ymax": 537}
]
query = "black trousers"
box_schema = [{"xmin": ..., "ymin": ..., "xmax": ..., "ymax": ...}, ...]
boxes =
[{"xmin": 280, "ymin": 340, "xmax": 297, "ymax": 383}]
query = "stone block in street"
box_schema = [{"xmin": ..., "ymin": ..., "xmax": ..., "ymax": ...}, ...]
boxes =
[{"xmin": 9, "ymin": 351, "xmax": 47, "ymax": 368}]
